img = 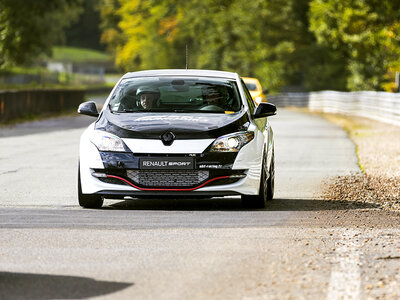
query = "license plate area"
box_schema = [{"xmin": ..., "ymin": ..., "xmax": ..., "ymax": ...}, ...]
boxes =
[{"xmin": 139, "ymin": 157, "xmax": 194, "ymax": 170}]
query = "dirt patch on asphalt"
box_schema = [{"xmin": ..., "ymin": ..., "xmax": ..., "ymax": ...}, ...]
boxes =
[
  {"xmin": 323, "ymin": 174, "xmax": 400, "ymax": 211},
  {"xmin": 318, "ymin": 114, "xmax": 400, "ymax": 211}
]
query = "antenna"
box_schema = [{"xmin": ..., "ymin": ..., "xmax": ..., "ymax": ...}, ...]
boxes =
[{"xmin": 185, "ymin": 43, "xmax": 188, "ymax": 70}]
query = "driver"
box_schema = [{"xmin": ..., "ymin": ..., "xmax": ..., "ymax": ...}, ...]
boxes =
[
  {"xmin": 201, "ymin": 86, "xmax": 226, "ymax": 109},
  {"xmin": 136, "ymin": 86, "xmax": 160, "ymax": 110}
]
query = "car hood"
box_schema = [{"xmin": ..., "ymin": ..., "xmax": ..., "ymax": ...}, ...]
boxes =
[{"xmin": 95, "ymin": 110, "xmax": 250, "ymax": 139}]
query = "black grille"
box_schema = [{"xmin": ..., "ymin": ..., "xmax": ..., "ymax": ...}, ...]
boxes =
[
  {"xmin": 98, "ymin": 177, "xmax": 127, "ymax": 185},
  {"xmin": 126, "ymin": 170, "xmax": 209, "ymax": 187}
]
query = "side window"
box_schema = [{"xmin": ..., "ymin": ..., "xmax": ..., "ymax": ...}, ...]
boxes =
[{"xmin": 241, "ymin": 79, "xmax": 255, "ymax": 114}]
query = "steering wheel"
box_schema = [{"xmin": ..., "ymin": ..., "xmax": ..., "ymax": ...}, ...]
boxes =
[{"xmin": 199, "ymin": 105, "xmax": 225, "ymax": 112}]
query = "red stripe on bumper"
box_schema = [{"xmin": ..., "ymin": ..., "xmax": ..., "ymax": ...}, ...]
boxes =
[{"xmin": 106, "ymin": 175, "xmax": 230, "ymax": 191}]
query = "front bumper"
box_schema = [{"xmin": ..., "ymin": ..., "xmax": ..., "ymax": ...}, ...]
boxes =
[{"xmin": 79, "ymin": 127, "xmax": 264, "ymax": 197}]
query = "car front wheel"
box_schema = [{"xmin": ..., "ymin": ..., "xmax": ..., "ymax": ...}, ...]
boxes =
[
  {"xmin": 78, "ymin": 164, "xmax": 103, "ymax": 209},
  {"xmin": 267, "ymin": 152, "xmax": 275, "ymax": 201},
  {"xmin": 241, "ymin": 150, "xmax": 274, "ymax": 208}
]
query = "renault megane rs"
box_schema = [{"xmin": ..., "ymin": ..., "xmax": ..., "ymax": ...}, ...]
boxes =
[{"xmin": 78, "ymin": 69, "xmax": 276, "ymax": 208}]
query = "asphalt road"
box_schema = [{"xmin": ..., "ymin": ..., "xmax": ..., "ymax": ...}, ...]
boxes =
[{"xmin": 1, "ymin": 109, "xmax": 400, "ymax": 299}]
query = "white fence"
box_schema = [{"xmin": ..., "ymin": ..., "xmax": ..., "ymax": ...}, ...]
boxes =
[{"xmin": 268, "ymin": 91, "xmax": 400, "ymax": 127}]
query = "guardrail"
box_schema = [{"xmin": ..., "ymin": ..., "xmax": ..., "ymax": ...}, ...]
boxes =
[
  {"xmin": 268, "ymin": 91, "xmax": 400, "ymax": 126},
  {"xmin": 0, "ymin": 89, "xmax": 85, "ymax": 122}
]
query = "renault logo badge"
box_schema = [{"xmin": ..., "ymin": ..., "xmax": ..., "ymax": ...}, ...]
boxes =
[{"xmin": 161, "ymin": 131, "xmax": 175, "ymax": 146}]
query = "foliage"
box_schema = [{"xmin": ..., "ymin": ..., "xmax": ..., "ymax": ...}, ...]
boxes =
[
  {"xmin": 113, "ymin": 0, "xmax": 183, "ymax": 71},
  {"xmin": 64, "ymin": 0, "xmax": 104, "ymax": 50},
  {"xmin": 98, "ymin": 0, "xmax": 400, "ymax": 92},
  {"xmin": 3, "ymin": 0, "xmax": 400, "ymax": 91},
  {"xmin": 0, "ymin": 0, "xmax": 82, "ymax": 68},
  {"xmin": 309, "ymin": 0, "xmax": 400, "ymax": 91},
  {"xmin": 99, "ymin": 0, "xmax": 124, "ymax": 59}
]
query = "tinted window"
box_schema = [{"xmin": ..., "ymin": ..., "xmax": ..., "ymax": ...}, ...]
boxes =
[
  {"xmin": 245, "ymin": 83, "xmax": 257, "ymax": 91},
  {"xmin": 109, "ymin": 77, "xmax": 242, "ymax": 113}
]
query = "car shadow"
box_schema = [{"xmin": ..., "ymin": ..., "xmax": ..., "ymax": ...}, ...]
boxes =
[
  {"xmin": 106, "ymin": 197, "xmax": 380, "ymax": 211},
  {"xmin": 0, "ymin": 271, "xmax": 132, "ymax": 299}
]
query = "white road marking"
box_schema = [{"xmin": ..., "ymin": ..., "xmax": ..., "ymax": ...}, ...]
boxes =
[{"xmin": 327, "ymin": 230, "xmax": 361, "ymax": 300}]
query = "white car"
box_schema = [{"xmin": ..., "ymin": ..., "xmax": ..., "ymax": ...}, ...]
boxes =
[{"xmin": 78, "ymin": 69, "xmax": 276, "ymax": 208}]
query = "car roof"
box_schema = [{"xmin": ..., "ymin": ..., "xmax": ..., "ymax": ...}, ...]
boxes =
[
  {"xmin": 242, "ymin": 77, "xmax": 261, "ymax": 83},
  {"xmin": 122, "ymin": 69, "xmax": 239, "ymax": 80}
]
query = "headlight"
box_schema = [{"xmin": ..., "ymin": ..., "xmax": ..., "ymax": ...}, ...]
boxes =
[
  {"xmin": 90, "ymin": 130, "xmax": 126, "ymax": 152},
  {"xmin": 211, "ymin": 131, "xmax": 254, "ymax": 152}
]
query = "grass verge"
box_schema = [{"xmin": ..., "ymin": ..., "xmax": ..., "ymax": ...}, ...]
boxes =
[{"xmin": 52, "ymin": 46, "xmax": 110, "ymax": 63}]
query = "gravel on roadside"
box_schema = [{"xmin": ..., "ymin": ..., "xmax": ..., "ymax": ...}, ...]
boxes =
[{"xmin": 319, "ymin": 114, "xmax": 400, "ymax": 211}]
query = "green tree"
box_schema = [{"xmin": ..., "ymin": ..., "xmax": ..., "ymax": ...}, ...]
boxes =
[
  {"xmin": 179, "ymin": 0, "xmax": 347, "ymax": 91},
  {"xmin": 0, "ymin": 0, "xmax": 82, "ymax": 68},
  {"xmin": 109, "ymin": 0, "xmax": 184, "ymax": 70},
  {"xmin": 99, "ymin": 0, "xmax": 124, "ymax": 58},
  {"xmin": 99, "ymin": 0, "xmax": 400, "ymax": 92},
  {"xmin": 309, "ymin": 0, "xmax": 400, "ymax": 90},
  {"xmin": 105, "ymin": 0, "xmax": 346, "ymax": 92},
  {"xmin": 65, "ymin": 0, "xmax": 103, "ymax": 50}
]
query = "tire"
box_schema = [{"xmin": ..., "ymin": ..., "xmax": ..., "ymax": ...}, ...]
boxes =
[
  {"xmin": 78, "ymin": 164, "xmax": 103, "ymax": 209},
  {"xmin": 241, "ymin": 150, "xmax": 274, "ymax": 208},
  {"xmin": 267, "ymin": 152, "xmax": 275, "ymax": 201}
]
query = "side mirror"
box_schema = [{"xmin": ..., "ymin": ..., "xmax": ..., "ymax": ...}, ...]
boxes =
[
  {"xmin": 253, "ymin": 102, "xmax": 277, "ymax": 119},
  {"xmin": 263, "ymin": 88, "xmax": 269, "ymax": 95},
  {"xmin": 78, "ymin": 101, "xmax": 99, "ymax": 117}
]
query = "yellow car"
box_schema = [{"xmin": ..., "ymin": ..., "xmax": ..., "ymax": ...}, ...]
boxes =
[{"xmin": 243, "ymin": 77, "xmax": 268, "ymax": 105}]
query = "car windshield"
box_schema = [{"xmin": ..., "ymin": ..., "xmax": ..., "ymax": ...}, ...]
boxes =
[
  {"xmin": 109, "ymin": 76, "xmax": 242, "ymax": 113},
  {"xmin": 245, "ymin": 82, "xmax": 257, "ymax": 91}
]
